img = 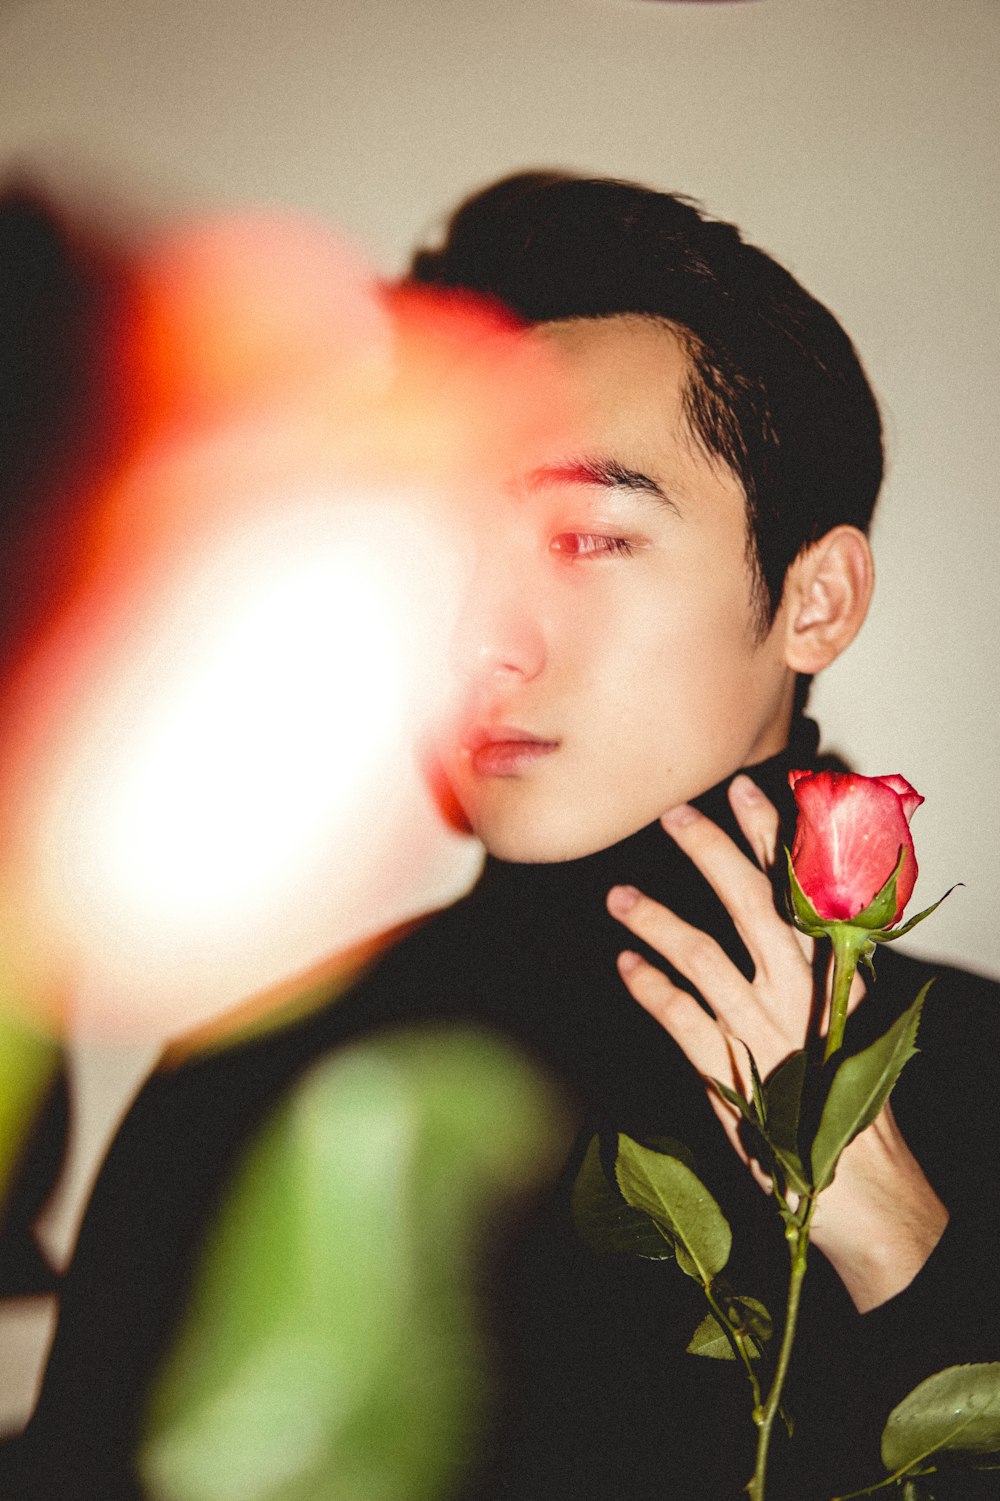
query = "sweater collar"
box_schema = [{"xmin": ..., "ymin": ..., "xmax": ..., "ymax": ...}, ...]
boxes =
[{"xmin": 475, "ymin": 714, "xmax": 822, "ymax": 925}]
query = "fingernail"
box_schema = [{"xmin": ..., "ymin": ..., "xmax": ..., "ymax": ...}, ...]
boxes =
[
  {"xmin": 607, "ymin": 884, "xmax": 640, "ymax": 916},
  {"xmin": 730, "ymin": 774, "xmax": 762, "ymax": 802},
  {"xmin": 617, "ymin": 950, "xmax": 642, "ymax": 976},
  {"xmin": 662, "ymin": 803, "xmax": 696, "ymax": 830}
]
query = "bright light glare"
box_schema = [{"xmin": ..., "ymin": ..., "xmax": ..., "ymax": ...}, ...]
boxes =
[
  {"xmin": 106, "ymin": 542, "xmax": 398, "ymax": 925},
  {"xmin": 42, "ymin": 500, "xmax": 435, "ymax": 951}
]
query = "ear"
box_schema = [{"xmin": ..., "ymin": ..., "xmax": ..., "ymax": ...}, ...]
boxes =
[{"xmin": 780, "ymin": 526, "xmax": 874, "ymax": 674}]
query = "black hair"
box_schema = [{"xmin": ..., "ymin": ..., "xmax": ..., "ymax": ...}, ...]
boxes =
[
  {"xmin": 408, "ymin": 172, "xmax": 884, "ymax": 634},
  {"xmin": 0, "ymin": 183, "xmax": 130, "ymax": 672}
]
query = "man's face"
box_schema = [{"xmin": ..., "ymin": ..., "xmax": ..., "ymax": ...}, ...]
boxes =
[{"xmin": 433, "ymin": 315, "xmax": 797, "ymax": 862}]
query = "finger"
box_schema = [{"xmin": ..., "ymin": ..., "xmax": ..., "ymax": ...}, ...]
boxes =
[
  {"xmin": 608, "ymin": 885, "xmax": 751, "ymax": 1031},
  {"xmin": 616, "ymin": 949, "xmax": 737, "ymax": 1079},
  {"xmin": 659, "ymin": 803, "xmax": 795, "ymax": 970},
  {"xmin": 727, "ymin": 774, "xmax": 780, "ymax": 869},
  {"xmin": 618, "ymin": 951, "xmax": 770, "ymax": 1180}
]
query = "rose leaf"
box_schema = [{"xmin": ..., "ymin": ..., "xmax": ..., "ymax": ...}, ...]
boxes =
[
  {"xmin": 571, "ymin": 1133, "xmax": 676, "ymax": 1260},
  {"xmin": 881, "ymin": 1363, "xmax": 1000, "ymax": 1474},
  {"xmin": 614, "ymin": 1135, "xmax": 731, "ymax": 1286},
  {"xmin": 810, "ymin": 984, "xmax": 929, "ymax": 1192},
  {"xmin": 761, "ymin": 1049, "xmax": 811, "ymax": 1195}
]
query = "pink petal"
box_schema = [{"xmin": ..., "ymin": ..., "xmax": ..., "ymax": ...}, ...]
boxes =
[{"xmin": 789, "ymin": 771, "xmax": 918, "ymax": 923}]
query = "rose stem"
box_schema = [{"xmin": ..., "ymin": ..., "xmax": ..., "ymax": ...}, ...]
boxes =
[
  {"xmin": 824, "ymin": 927, "xmax": 866, "ymax": 1062},
  {"xmin": 746, "ymin": 1195, "xmax": 817, "ymax": 1501}
]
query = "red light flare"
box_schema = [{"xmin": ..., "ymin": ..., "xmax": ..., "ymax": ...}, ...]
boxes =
[{"xmin": 0, "ymin": 213, "xmax": 575, "ymax": 1045}]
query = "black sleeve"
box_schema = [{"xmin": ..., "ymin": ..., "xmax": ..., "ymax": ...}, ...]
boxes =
[{"xmin": 844, "ymin": 954, "xmax": 1000, "ymax": 1462}]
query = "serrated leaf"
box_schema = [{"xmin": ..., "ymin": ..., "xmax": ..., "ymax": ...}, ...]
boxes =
[
  {"xmin": 881, "ymin": 1363, "xmax": 1000, "ymax": 1474},
  {"xmin": 730, "ymin": 1295, "xmax": 773, "ymax": 1346},
  {"xmin": 811, "ymin": 985, "xmax": 928, "ymax": 1192},
  {"xmin": 687, "ymin": 1295, "xmax": 773, "ymax": 1361},
  {"xmin": 571, "ymin": 1134, "xmax": 675, "ymax": 1260},
  {"xmin": 762, "ymin": 1050, "xmax": 811, "ymax": 1194},
  {"xmin": 687, "ymin": 1313, "xmax": 737, "ymax": 1360},
  {"xmin": 710, "ymin": 1076, "xmax": 758, "ymax": 1127},
  {"xmin": 614, "ymin": 1135, "xmax": 731, "ymax": 1286},
  {"xmin": 746, "ymin": 1048, "xmax": 767, "ymax": 1130},
  {"xmin": 635, "ymin": 1133, "xmax": 698, "ymax": 1173}
]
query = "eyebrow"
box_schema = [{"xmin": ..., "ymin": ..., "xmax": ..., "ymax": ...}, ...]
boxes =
[{"xmin": 518, "ymin": 456, "xmax": 679, "ymax": 511}]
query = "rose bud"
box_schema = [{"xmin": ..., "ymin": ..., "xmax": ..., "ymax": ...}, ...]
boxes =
[{"xmin": 787, "ymin": 770, "xmax": 923, "ymax": 929}]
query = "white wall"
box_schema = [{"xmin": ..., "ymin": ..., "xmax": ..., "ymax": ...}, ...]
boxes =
[{"xmin": 1, "ymin": 0, "xmax": 997, "ymax": 980}]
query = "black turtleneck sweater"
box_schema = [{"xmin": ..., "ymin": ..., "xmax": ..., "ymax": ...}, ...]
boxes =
[{"xmin": 8, "ymin": 722, "xmax": 1000, "ymax": 1500}]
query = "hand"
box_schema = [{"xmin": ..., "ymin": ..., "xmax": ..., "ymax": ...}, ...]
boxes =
[{"xmin": 606, "ymin": 774, "xmax": 948, "ymax": 1312}]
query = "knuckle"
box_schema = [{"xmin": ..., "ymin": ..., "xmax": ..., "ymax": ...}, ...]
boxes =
[{"xmin": 680, "ymin": 929, "xmax": 724, "ymax": 977}]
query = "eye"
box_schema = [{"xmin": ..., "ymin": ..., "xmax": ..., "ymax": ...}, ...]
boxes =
[{"xmin": 549, "ymin": 533, "xmax": 635, "ymax": 560}]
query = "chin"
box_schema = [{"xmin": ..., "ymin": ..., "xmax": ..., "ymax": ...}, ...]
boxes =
[{"xmin": 474, "ymin": 808, "xmax": 642, "ymax": 866}]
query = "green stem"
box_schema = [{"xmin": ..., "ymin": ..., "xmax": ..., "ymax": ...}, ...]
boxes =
[
  {"xmin": 824, "ymin": 927, "xmax": 866, "ymax": 1061},
  {"xmin": 746, "ymin": 1197, "xmax": 817, "ymax": 1501},
  {"xmin": 830, "ymin": 1459, "xmax": 933, "ymax": 1500},
  {"xmin": 704, "ymin": 1283, "xmax": 763, "ymax": 1413}
]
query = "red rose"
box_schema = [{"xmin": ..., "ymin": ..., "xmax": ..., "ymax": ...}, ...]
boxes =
[{"xmin": 788, "ymin": 770, "xmax": 923, "ymax": 926}]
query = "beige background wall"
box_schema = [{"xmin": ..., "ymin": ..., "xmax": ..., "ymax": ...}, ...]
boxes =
[
  {"xmin": 0, "ymin": 0, "xmax": 998, "ymax": 1431},
  {"xmin": 1, "ymin": 0, "xmax": 997, "ymax": 981}
]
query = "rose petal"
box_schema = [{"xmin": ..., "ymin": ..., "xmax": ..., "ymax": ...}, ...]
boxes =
[{"xmin": 788, "ymin": 770, "xmax": 919, "ymax": 924}]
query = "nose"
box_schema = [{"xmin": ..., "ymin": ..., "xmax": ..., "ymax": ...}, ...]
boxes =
[{"xmin": 450, "ymin": 556, "xmax": 547, "ymax": 684}]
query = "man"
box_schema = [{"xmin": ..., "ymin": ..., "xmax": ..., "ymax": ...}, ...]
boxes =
[{"xmin": 8, "ymin": 173, "xmax": 1000, "ymax": 1499}]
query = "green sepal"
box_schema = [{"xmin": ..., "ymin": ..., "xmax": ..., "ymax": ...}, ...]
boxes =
[
  {"xmin": 786, "ymin": 841, "xmax": 957, "ymax": 955},
  {"xmin": 881, "ymin": 1363, "xmax": 1000, "ymax": 1474},
  {"xmin": 847, "ymin": 845, "xmax": 908, "ymax": 931},
  {"xmin": 787, "ymin": 844, "xmax": 907, "ymax": 936},
  {"xmin": 860, "ymin": 885, "xmax": 961, "ymax": 946},
  {"xmin": 811, "ymin": 984, "xmax": 929, "ymax": 1191},
  {"xmin": 784, "ymin": 848, "xmax": 831, "ymax": 937},
  {"xmin": 614, "ymin": 1134, "xmax": 732, "ymax": 1286}
]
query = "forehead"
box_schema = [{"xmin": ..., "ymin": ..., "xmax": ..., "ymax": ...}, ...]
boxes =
[{"xmin": 526, "ymin": 314, "xmax": 743, "ymax": 510}]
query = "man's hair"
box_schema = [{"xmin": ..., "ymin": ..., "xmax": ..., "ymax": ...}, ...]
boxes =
[{"xmin": 408, "ymin": 172, "xmax": 884, "ymax": 633}]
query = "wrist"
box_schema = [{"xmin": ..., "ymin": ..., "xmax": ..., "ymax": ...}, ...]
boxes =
[{"xmin": 807, "ymin": 1107, "xmax": 949, "ymax": 1312}]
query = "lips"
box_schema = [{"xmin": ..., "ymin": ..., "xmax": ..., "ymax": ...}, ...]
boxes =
[{"xmin": 463, "ymin": 725, "xmax": 559, "ymax": 777}]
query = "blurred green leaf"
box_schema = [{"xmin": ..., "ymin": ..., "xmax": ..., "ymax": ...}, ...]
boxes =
[
  {"xmin": 0, "ymin": 1008, "xmax": 59, "ymax": 1204},
  {"xmin": 571, "ymin": 1134, "xmax": 674, "ymax": 1260},
  {"xmin": 811, "ymin": 986, "xmax": 927, "ymax": 1192},
  {"xmin": 881, "ymin": 1363, "xmax": 1000, "ymax": 1474},
  {"xmin": 614, "ymin": 1135, "xmax": 731, "ymax": 1286},
  {"xmin": 140, "ymin": 1026, "xmax": 565, "ymax": 1501}
]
